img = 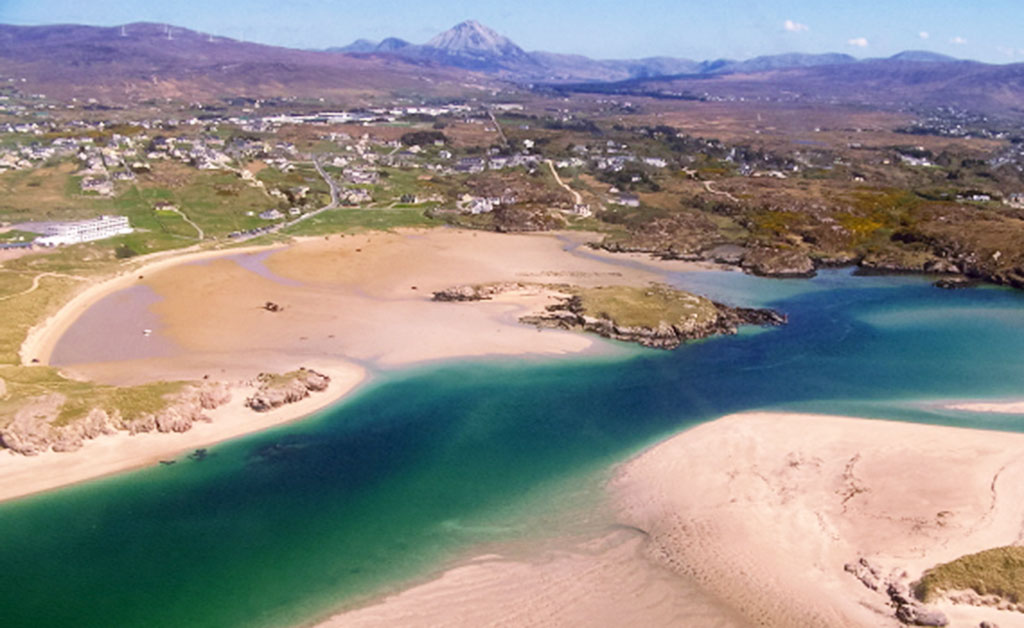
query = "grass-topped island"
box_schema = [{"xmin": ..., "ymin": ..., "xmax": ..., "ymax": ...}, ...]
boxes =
[{"xmin": 433, "ymin": 282, "xmax": 786, "ymax": 349}]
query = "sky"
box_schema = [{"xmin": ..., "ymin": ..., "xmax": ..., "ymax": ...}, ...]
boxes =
[{"xmin": 1, "ymin": 0, "xmax": 1022, "ymax": 64}]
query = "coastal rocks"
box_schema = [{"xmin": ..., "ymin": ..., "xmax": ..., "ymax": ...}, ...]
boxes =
[
  {"xmin": 1, "ymin": 395, "xmax": 118, "ymax": 455},
  {"xmin": 126, "ymin": 382, "xmax": 232, "ymax": 435},
  {"xmin": 895, "ymin": 603, "xmax": 949, "ymax": 626},
  {"xmin": 942, "ymin": 589, "xmax": 1024, "ymax": 614},
  {"xmin": 844, "ymin": 557, "xmax": 883, "ymax": 591},
  {"xmin": 245, "ymin": 368, "xmax": 331, "ymax": 413},
  {"xmin": 844, "ymin": 558, "xmax": 948, "ymax": 627},
  {"xmin": 432, "ymin": 282, "xmax": 525, "ymax": 302},
  {"xmin": 0, "ymin": 382, "xmax": 234, "ymax": 455},
  {"xmin": 934, "ymin": 276, "xmax": 976, "ymax": 289},
  {"xmin": 521, "ymin": 294, "xmax": 786, "ymax": 350},
  {"xmin": 740, "ymin": 247, "xmax": 816, "ymax": 278}
]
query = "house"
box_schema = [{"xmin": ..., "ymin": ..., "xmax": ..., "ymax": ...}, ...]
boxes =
[
  {"xmin": 454, "ymin": 157, "xmax": 486, "ymax": 173},
  {"xmin": 259, "ymin": 209, "xmax": 284, "ymax": 220},
  {"xmin": 613, "ymin": 193, "xmax": 640, "ymax": 208}
]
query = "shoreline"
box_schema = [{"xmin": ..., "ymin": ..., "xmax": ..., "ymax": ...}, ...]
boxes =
[
  {"xmin": 943, "ymin": 399, "xmax": 1024, "ymax": 414},
  {"xmin": 318, "ymin": 411, "xmax": 1024, "ymax": 628},
  {"xmin": 0, "ymin": 362, "xmax": 366, "ymax": 503},
  {"xmin": 19, "ymin": 241, "xmax": 291, "ymax": 367},
  {"xmin": 4, "ymin": 228, "xmax": 689, "ymax": 502}
]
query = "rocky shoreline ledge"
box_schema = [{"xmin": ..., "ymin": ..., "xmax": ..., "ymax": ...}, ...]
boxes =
[
  {"xmin": 434, "ymin": 282, "xmax": 786, "ymax": 349},
  {"xmin": 0, "ymin": 368, "xmax": 332, "ymax": 456}
]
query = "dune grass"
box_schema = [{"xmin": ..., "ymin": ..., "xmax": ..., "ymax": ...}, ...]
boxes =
[
  {"xmin": 916, "ymin": 546, "xmax": 1024, "ymax": 603},
  {"xmin": 572, "ymin": 284, "xmax": 717, "ymax": 328}
]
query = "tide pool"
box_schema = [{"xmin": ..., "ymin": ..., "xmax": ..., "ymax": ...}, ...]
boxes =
[{"xmin": 1, "ymin": 269, "xmax": 1024, "ymax": 628}]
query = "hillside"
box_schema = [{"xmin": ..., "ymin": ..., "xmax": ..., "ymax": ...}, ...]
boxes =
[{"xmin": 0, "ymin": 22, "xmax": 496, "ymax": 103}]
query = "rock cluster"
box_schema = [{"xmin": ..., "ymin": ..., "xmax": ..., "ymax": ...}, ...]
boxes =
[
  {"xmin": 127, "ymin": 382, "xmax": 232, "ymax": 435},
  {"xmin": 521, "ymin": 294, "xmax": 786, "ymax": 350},
  {"xmin": 431, "ymin": 282, "xmax": 525, "ymax": 302},
  {"xmin": 844, "ymin": 558, "xmax": 949, "ymax": 626},
  {"xmin": 245, "ymin": 368, "xmax": 331, "ymax": 413},
  {"xmin": 740, "ymin": 247, "xmax": 816, "ymax": 278},
  {"xmin": 0, "ymin": 382, "xmax": 233, "ymax": 455}
]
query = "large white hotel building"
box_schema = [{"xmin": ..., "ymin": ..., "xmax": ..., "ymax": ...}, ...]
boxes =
[{"xmin": 35, "ymin": 215, "xmax": 133, "ymax": 246}]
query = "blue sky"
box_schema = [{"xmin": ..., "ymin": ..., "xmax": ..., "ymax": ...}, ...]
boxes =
[{"xmin": 2, "ymin": 0, "xmax": 1022, "ymax": 63}]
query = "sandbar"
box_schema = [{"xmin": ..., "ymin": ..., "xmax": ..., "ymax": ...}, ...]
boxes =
[{"xmin": 322, "ymin": 412, "xmax": 1024, "ymax": 627}]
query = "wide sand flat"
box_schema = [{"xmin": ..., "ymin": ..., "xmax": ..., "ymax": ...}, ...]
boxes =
[
  {"xmin": 322, "ymin": 412, "xmax": 1024, "ymax": 628},
  {"xmin": 5, "ymin": 228, "xmax": 685, "ymax": 501},
  {"xmin": 58, "ymin": 229, "xmax": 672, "ymax": 385},
  {"xmin": 613, "ymin": 412, "xmax": 1024, "ymax": 627},
  {"xmin": 318, "ymin": 529, "xmax": 746, "ymax": 628}
]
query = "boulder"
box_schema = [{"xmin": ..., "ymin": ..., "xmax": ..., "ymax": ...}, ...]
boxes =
[
  {"xmin": 245, "ymin": 368, "xmax": 332, "ymax": 413},
  {"xmin": 895, "ymin": 603, "xmax": 948, "ymax": 626}
]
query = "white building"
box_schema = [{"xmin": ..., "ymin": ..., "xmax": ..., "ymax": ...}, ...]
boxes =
[{"xmin": 35, "ymin": 215, "xmax": 132, "ymax": 246}]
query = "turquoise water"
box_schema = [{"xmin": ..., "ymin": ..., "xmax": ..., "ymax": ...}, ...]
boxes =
[{"xmin": 3, "ymin": 269, "xmax": 1024, "ymax": 627}]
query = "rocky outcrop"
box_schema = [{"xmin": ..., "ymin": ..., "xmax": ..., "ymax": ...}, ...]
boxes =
[
  {"xmin": 844, "ymin": 558, "xmax": 949, "ymax": 627},
  {"xmin": 934, "ymin": 276, "xmax": 976, "ymax": 289},
  {"xmin": 0, "ymin": 394, "xmax": 117, "ymax": 455},
  {"xmin": 0, "ymin": 382, "xmax": 233, "ymax": 455},
  {"xmin": 127, "ymin": 382, "xmax": 232, "ymax": 435},
  {"xmin": 741, "ymin": 247, "xmax": 816, "ymax": 278},
  {"xmin": 245, "ymin": 368, "xmax": 331, "ymax": 413},
  {"xmin": 521, "ymin": 294, "xmax": 786, "ymax": 350},
  {"xmin": 432, "ymin": 282, "xmax": 525, "ymax": 302}
]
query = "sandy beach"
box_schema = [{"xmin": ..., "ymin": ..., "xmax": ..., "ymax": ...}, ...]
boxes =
[
  {"xmin": 0, "ymin": 362, "xmax": 365, "ymax": 503},
  {"xmin": 5, "ymin": 228, "xmax": 693, "ymax": 502},
  {"xmin": 613, "ymin": 412, "xmax": 1024, "ymax": 627},
  {"xmin": 321, "ymin": 412, "xmax": 1024, "ymax": 628},
  {"xmin": 48, "ymin": 229, "xmax": 680, "ymax": 385}
]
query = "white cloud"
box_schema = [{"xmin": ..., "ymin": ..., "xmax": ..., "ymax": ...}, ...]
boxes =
[
  {"xmin": 919, "ymin": 31, "xmax": 930, "ymax": 40},
  {"xmin": 784, "ymin": 20, "xmax": 809, "ymax": 33},
  {"xmin": 950, "ymin": 36, "xmax": 968, "ymax": 45},
  {"xmin": 847, "ymin": 37, "xmax": 869, "ymax": 48}
]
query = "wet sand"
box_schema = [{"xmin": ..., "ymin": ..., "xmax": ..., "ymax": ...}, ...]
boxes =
[
  {"xmin": 7, "ymin": 229, "xmax": 698, "ymax": 502},
  {"xmin": 57, "ymin": 229, "xmax": 673, "ymax": 384}
]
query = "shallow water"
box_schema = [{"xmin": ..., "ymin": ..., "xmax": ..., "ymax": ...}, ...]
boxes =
[
  {"xmin": 4, "ymin": 269, "xmax": 1024, "ymax": 628},
  {"xmin": 50, "ymin": 284, "xmax": 177, "ymax": 364}
]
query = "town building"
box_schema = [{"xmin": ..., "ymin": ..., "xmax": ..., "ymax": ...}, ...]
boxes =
[{"xmin": 35, "ymin": 215, "xmax": 132, "ymax": 246}]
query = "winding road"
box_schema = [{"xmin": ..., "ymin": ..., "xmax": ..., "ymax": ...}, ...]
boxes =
[
  {"xmin": 703, "ymin": 180, "xmax": 740, "ymax": 203},
  {"xmin": 546, "ymin": 160, "xmax": 583, "ymax": 205}
]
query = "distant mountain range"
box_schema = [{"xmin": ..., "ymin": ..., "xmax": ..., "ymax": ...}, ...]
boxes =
[
  {"xmin": 328, "ymin": 20, "xmax": 964, "ymax": 82},
  {"xmin": 0, "ymin": 19, "xmax": 1022, "ymax": 115},
  {"xmin": 0, "ymin": 21, "xmax": 494, "ymax": 103}
]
